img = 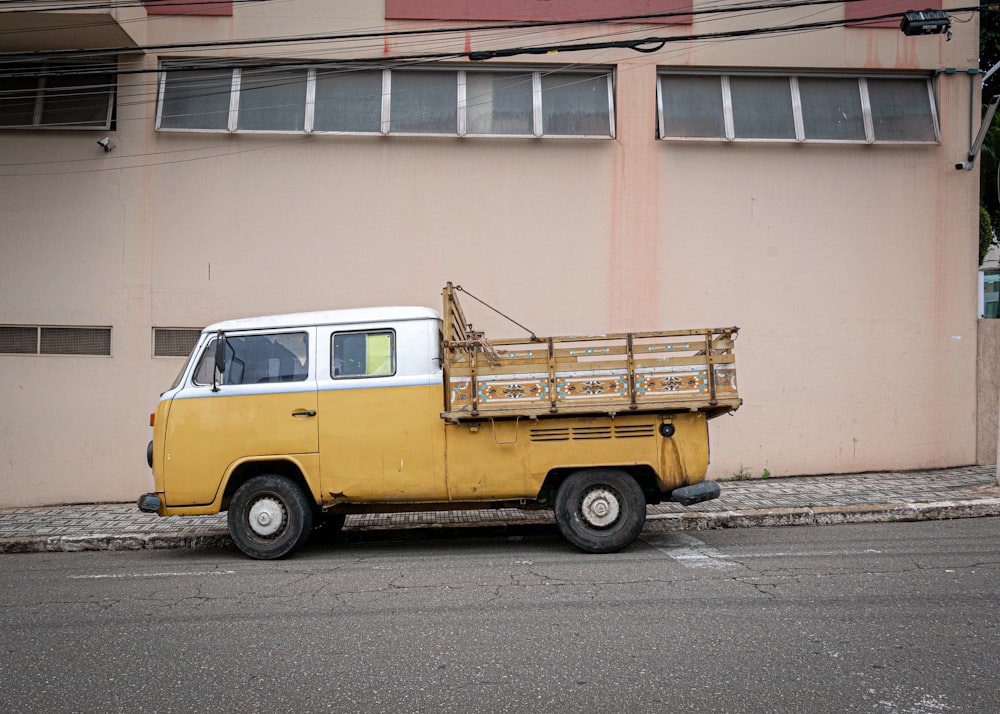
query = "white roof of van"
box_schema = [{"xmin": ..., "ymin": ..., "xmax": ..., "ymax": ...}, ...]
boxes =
[{"xmin": 203, "ymin": 306, "xmax": 440, "ymax": 333}]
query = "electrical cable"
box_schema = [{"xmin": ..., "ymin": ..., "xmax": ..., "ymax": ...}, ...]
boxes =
[
  {"xmin": 0, "ymin": 0, "xmax": 944, "ymax": 63},
  {"xmin": 0, "ymin": 0, "xmax": 270, "ymax": 12},
  {"xmin": 0, "ymin": 1, "xmax": 981, "ymax": 175},
  {"xmin": 0, "ymin": 6, "xmax": 969, "ymax": 78}
]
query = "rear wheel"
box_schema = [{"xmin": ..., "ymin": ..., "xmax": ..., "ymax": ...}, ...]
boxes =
[
  {"xmin": 228, "ymin": 474, "xmax": 313, "ymax": 559},
  {"xmin": 554, "ymin": 469, "xmax": 646, "ymax": 553}
]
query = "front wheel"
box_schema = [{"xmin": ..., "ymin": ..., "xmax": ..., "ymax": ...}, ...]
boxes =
[
  {"xmin": 228, "ymin": 474, "xmax": 313, "ymax": 559},
  {"xmin": 554, "ymin": 469, "xmax": 646, "ymax": 554}
]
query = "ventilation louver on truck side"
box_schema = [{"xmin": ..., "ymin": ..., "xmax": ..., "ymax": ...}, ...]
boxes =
[{"xmin": 529, "ymin": 423, "xmax": 657, "ymax": 442}]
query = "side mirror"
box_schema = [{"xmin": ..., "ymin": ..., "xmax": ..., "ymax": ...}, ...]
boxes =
[
  {"xmin": 215, "ymin": 333, "xmax": 226, "ymax": 374},
  {"xmin": 211, "ymin": 332, "xmax": 226, "ymax": 392}
]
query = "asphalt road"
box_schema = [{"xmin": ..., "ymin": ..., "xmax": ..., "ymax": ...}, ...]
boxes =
[{"xmin": 1, "ymin": 519, "xmax": 998, "ymax": 713}]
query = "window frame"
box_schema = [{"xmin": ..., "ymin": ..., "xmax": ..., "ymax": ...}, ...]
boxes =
[
  {"xmin": 656, "ymin": 70, "xmax": 939, "ymax": 145},
  {"xmin": 235, "ymin": 67, "xmax": 309, "ymax": 133},
  {"xmin": 191, "ymin": 330, "xmax": 311, "ymax": 387},
  {"xmin": 155, "ymin": 66, "xmax": 238, "ymax": 134},
  {"xmin": 331, "ymin": 329, "xmax": 397, "ymax": 380},
  {"xmin": 0, "ymin": 63, "xmax": 116, "ymax": 131},
  {"xmin": 156, "ymin": 61, "xmax": 615, "ymax": 139},
  {"xmin": 727, "ymin": 74, "xmax": 798, "ymax": 142}
]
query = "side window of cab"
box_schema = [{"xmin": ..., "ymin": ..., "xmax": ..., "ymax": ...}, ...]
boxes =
[
  {"xmin": 332, "ymin": 330, "xmax": 394, "ymax": 378},
  {"xmin": 192, "ymin": 332, "xmax": 309, "ymax": 386}
]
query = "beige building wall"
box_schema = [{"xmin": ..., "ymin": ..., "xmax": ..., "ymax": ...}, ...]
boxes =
[{"xmin": 0, "ymin": 1, "xmax": 983, "ymax": 505}]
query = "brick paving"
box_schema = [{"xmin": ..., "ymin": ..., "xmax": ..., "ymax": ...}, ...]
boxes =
[
  {"xmin": 656, "ymin": 465, "xmax": 999, "ymax": 512},
  {"xmin": 0, "ymin": 465, "xmax": 997, "ymax": 552}
]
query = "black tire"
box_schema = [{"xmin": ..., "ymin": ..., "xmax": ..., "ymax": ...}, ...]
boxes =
[
  {"xmin": 554, "ymin": 469, "xmax": 646, "ymax": 554},
  {"xmin": 227, "ymin": 474, "xmax": 313, "ymax": 559},
  {"xmin": 310, "ymin": 512, "xmax": 347, "ymax": 544}
]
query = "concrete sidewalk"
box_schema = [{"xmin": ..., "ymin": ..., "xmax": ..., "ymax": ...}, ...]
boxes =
[{"xmin": 1, "ymin": 465, "xmax": 998, "ymax": 554}]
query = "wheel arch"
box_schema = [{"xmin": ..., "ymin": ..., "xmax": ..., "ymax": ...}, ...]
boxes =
[
  {"xmin": 537, "ymin": 464, "xmax": 662, "ymax": 506},
  {"xmin": 221, "ymin": 458, "xmax": 316, "ymax": 511}
]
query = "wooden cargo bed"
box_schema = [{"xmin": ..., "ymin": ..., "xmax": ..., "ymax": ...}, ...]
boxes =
[{"xmin": 440, "ymin": 283, "xmax": 741, "ymax": 422}]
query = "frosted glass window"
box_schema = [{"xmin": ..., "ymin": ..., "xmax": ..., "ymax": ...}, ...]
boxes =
[
  {"xmin": 160, "ymin": 69, "xmax": 232, "ymax": 130},
  {"xmin": 0, "ymin": 326, "xmax": 39, "ymax": 353},
  {"xmin": 799, "ymin": 78, "xmax": 865, "ymax": 141},
  {"xmin": 155, "ymin": 62, "xmax": 614, "ymax": 138},
  {"xmin": 541, "ymin": 73, "xmax": 611, "ymax": 136},
  {"xmin": 0, "ymin": 326, "xmax": 111, "ymax": 355},
  {"xmin": 153, "ymin": 328, "xmax": 202, "ymax": 358},
  {"xmin": 390, "ymin": 71, "xmax": 456, "ymax": 134},
  {"xmin": 730, "ymin": 76, "xmax": 794, "ymax": 140},
  {"xmin": 40, "ymin": 327, "xmax": 111, "ymax": 356},
  {"xmin": 466, "ymin": 71, "xmax": 533, "ymax": 135},
  {"xmin": 657, "ymin": 71, "xmax": 937, "ymax": 144},
  {"xmin": 314, "ymin": 69, "xmax": 383, "ymax": 132},
  {"xmin": 660, "ymin": 75, "xmax": 725, "ymax": 139},
  {"xmin": 237, "ymin": 69, "xmax": 307, "ymax": 131},
  {"xmin": 868, "ymin": 78, "xmax": 936, "ymax": 142}
]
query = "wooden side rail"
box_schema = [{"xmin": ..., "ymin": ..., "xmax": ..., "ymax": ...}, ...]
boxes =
[{"xmin": 441, "ymin": 283, "xmax": 740, "ymax": 420}]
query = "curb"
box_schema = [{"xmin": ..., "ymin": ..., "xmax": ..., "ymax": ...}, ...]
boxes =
[
  {"xmin": 0, "ymin": 532, "xmax": 231, "ymax": 555},
  {"xmin": 643, "ymin": 497, "xmax": 1000, "ymax": 531},
  {"xmin": 3, "ymin": 497, "xmax": 1000, "ymax": 554}
]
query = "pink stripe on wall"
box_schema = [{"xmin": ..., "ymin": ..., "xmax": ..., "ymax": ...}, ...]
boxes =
[
  {"xmin": 144, "ymin": 1, "xmax": 232, "ymax": 16},
  {"xmin": 385, "ymin": 0, "xmax": 693, "ymax": 25},
  {"xmin": 844, "ymin": 0, "xmax": 942, "ymax": 28}
]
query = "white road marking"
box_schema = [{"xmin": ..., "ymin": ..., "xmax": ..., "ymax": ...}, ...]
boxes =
[
  {"xmin": 729, "ymin": 548, "xmax": 883, "ymax": 558},
  {"xmin": 68, "ymin": 571, "xmax": 236, "ymax": 579},
  {"xmin": 642, "ymin": 533, "xmax": 735, "ymax": 569},
  {"xmin": 642, "ymin": 535, "xmax": 884, "ymax": 569}
]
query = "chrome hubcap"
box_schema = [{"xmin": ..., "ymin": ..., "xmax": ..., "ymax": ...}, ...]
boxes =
[
  {"xmin": 581, "ymin": 488, "xmax": 620, "ymax": 528},
  {"xmin": 248, "ymin": 497, "xmax": 285, "ymax": 537}
]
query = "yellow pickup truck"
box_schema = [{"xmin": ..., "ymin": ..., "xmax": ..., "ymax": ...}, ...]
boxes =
[{"xmin": 140, "ymin": 284, "xmax": 740, "ymax": 559}]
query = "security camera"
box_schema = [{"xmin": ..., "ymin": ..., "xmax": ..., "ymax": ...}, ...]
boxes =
[{"xmin": 97, "ymin": 136, "xmax": 113, "ymax": 152}]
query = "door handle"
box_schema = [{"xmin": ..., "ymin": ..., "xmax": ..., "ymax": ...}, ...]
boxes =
[{"xmin": 291, "ymin": 410, "xmax": 317, "ymax": 417}]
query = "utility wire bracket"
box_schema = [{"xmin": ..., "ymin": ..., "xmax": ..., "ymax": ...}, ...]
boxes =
[{"xmin": 957, "ymin": 94, "xmax": 1000, "ymax": 171}]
